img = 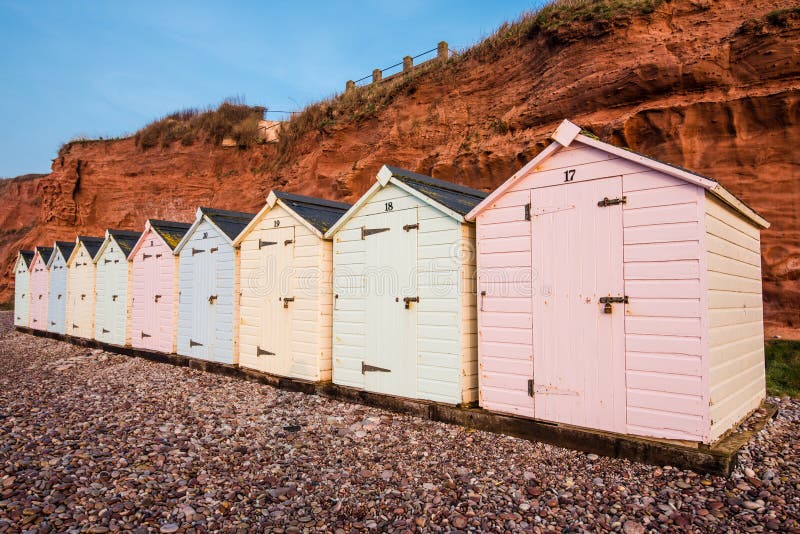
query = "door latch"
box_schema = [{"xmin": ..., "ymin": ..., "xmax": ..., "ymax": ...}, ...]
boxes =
[
  {"xmin": 208, "ymin": 294, "xmax": 218, "ymax": 304},
  {"xmin": 597, "ymin": 196, "xmax": 627, "ymax": 207},
  {"xmin": 599, "ymin": 295, "xmax": 628, "ymax": 314},
  {"xmin": 154, "ymin": 294, "xmax": 162, "ymax": 302},
  {"xmin": 403, "ymin": 296, "xmax": 419, "ymax": 309},
  {"xmin": 527, "ymin": 379, "xmax": 534, "ymax": 397},
  {"xmin": 403, "ymin": 223, "xmax": 419, "ymax": 232},
  {"xmin": 282, "ymin": 297, "xmax": 295, "ymax": 308}
]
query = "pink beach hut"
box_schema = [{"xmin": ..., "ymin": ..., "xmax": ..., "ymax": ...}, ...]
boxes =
[
  {"xmin": 465, "ymin": 119, "xmax": 770, "ymax": 445},
  {"xmin": 28, "ymin": 246, "xmax": 53, "ymax": 330},
  {"xmin": 129, "ymin": 219, "xmax": 191, "ymax": 353}
]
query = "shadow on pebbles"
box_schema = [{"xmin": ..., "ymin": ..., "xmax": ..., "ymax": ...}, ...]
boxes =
[{"xmin": 0, "ymin": 312, "xmax": 798, "ymax": 532}]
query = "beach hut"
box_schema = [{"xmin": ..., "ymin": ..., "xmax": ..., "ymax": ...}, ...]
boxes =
[
  {"xmin": 28, "ymin": 246, "xmax": 53, "ymax": 330},
  {"xmin": 174, "ymin": 208, "xmax": 255, "ymax": 364},
  {"xmin": 94, "ymin": 229, "xmax": 141, "ymax": 346},
  {"xmin": 129, "ymin": 219, "xmax": 191, "ymax": 353},
  {"xmin": 234, "ymin": 192, "xmax": 350, "ymax": 380},
  {"xmin": 13, "ymin": 251, "xmax": 34, "ymax": 328},
  {"xmin": 46, "ymin": 241, "xmax": 75, "ymax": 334},
  {"xmin": 465, "ymin": 119, "xmax": 770, "ymax": 444},
  {"xmin": 325, "ymin": 166, "xmax": 486, "ymax": 405},
  {"xmin": 66, "ymin": 236, "xmax": 103, "ymax": 338}
]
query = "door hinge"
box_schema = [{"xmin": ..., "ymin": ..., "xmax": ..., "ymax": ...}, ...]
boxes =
[
  {"xmin": 102, "ymin": 328, "xmax": 110, "ymax": 334},
  {"xmin": 208, "ymin": 294, "xmax": 218, "ymax": 304},
  {"xmin": 282, "ymin": 297, "xmax": 295, "ymax": 308},
  {"xmin": 191, "ymin": 248, "xmax": 205, "ymax": 255},
  {"xmin": 141, "ymin": 332, "xmax": 151, "ymax": 338},
  {"xmin": 257, "ymin": 346, "xmax": 275, "ymax": 356},
  {"xmin": 524, "ymin": 203, "xmax": 531, "ymax": 221},
  {"xmin": 259, "ymin": 240, "xmax": 277, "ymax": 249},
  {"xmin": 142, "ymin": 253, "xmax": 152, "ymax": 259},
  {"xmin": 527, "ymin": 379, "xmax": 533, "ymax": 397},
  {"xmin": 403, "ymin": 223, "xmax": 419, "ymax": 232},
  {"xmin": 189, "ymin": 339, "xmax": 203, "ymax": 347},
  {"xmin": 597, "ymin": 196, "xmax": 627, "ymax": 207},
  {"xmin": 50, "ymin": 321, "xmax": 55, "ymax": 326},
  {"xmin": 104, "ymin": 259, "xmax": 112, "ymax": 264},
  {"xmin": 362, "ymin": 362, "xmax": 391, "ymax": 374},
  {"xmin": 284, "ymin": 239, "xmax": 294, "ymax": 246},
  {"xmin": 72, "ymin": 324, "xmax": 79, "ymax": 329},
  {"xmin": 361, "ymin": 226, "xmax": 390, "ymax": 239},
  {"xmin": 402, "ymin": 296, "xmax": 419, "ymax": 309}
]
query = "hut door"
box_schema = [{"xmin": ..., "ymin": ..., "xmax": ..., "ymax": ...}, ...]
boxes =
[
  {"xmin": 96, "ymin": 258, "xmax": 108, "ymax": 340},
  {"xmin": 258, "ymin": 225, "xmax": 295, "ymax": 375},
  {"xmin": 531, "ymin": 176, "xmax": 625, "ymax": 433},
  {"xmin": 141, "ymin": 252, "xmax": 159, "ymax": 350},
  {"xmin": 190, "ymin": 246, "xmax": 216, "ymax": 360},
  {"xmin": 363, "ymin": 207, "xmax": 418, "ymax": 398}
]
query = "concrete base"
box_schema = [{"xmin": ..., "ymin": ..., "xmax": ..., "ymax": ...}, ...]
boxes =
[{"xmin": 16, "ymin": 326, "xmax": 777, "ymax": 476}]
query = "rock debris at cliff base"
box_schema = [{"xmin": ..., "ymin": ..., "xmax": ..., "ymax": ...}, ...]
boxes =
[{"xmin": 0, "ymin": 312, "xmax": 798, "ymax": 533}]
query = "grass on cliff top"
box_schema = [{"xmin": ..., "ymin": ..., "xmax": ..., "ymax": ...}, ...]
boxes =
[{"xmin": 766, "ymin": 340, "xmax": 800, "ymax": 397}]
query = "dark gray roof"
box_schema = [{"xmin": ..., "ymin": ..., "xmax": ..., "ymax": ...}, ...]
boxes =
[
  {"xmin": 149, "ymin": 220, "xmax": 192, "ymax": 250},
  {"xmin": 383, "ymin": 165, "xmax": 487, "ymax": 216},
  {"xmin": 54, "ymin": 241, "xmax": 75, "ymax": 261},
  {"xmin": 34, "ymin": 246, "xmax": 54, "ymax": 265},
  {"xmin": 200, "ymin": 207, "xmax": 257, "ymax": 241},
  {"xmin": 108, "ymin": 230, "xmax": 142, "ymax": 258},
  {"xmin": 274, "ymin": 191, "xmax": 351, "ymax": 234},
  {"xmin": 77, "ymin": 236, "xmax": 104, "ymax": 259},
  {"xmin": 19, "ymin": 250, "xmax": 34, "ymax": 267}
]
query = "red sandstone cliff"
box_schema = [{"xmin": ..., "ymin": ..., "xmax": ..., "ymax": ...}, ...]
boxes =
[{"xmin": 1, "ymin": 0, "xmax": 798, "ymax": 335}]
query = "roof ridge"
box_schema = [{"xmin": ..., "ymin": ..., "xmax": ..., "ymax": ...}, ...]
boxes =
[{"xmin": 274, "ymin": 190, "xmax": 352, "ymax": 210}]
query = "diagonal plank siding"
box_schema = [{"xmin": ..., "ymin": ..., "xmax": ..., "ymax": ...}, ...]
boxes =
[{"xmin": 705, "ymin": 194, "xmax": 766, "ymax": 442}]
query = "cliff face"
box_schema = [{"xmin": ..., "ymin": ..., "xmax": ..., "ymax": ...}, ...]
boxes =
[{"xmin": 1, "ymin": 0, "xmax": 798, "ymax": 335}]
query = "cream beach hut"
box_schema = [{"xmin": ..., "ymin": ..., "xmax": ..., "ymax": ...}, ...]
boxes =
[
  {"xmin": 13, "ymin": 250, "xmax": 34, "ymax": 328},
  {"xmin": 325, "ymin": 166, "xmax": 486, "ymax": 405},
  {"xmin": 129, "ymin": 220, "xmax": 191, "ymax": 354},
  {"xmin": 465, "ymin": 119, "xmax": 770, "ymax": 444},
  {"xmin": 234, "ymin": 191, "xmax": 351, "ymax": 380},
  {"xmin": 94, "ymin": 229, "xmax": 141, "ymax": 346},
  {"xmin": 174, "ymin": 208, "xmax": 255, "ymax": 364},
  {"xmin": 66, "ymin": 236, "xmax": 103, "ymax": 338},
  {"xmin": 47, "ymin": 241, "xmax": 75, "ymax": 334},
  {"xmin": 28, "ymin": 246, "xmax": 53, "ymax": 330}
]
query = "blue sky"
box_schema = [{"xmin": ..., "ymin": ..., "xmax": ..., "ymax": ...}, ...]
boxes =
[{"xmin": 0, "ymin": 0, "xmax": 542, "ymax": 177}]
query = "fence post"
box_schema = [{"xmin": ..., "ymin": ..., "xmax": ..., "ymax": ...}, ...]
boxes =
[
  {"xmin": 372, "ymin": 69, "xmax": 382, "ymax": 83},
  {"xmin": 345, "ymin": 80, "xmax": 355, "ymax": 92},
  {"xmin": 403, "ymin": 55, "xmax": 413, "ymax": 73},
  {"xmin": 437, "ymin": 41, "xmax": 448, "ymax": 61}
]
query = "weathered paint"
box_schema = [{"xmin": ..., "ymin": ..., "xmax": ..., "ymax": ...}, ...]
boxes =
[
  {"xmin": 47, "ymin": 244, "xmax": 71, "ymax": 334},
  {"xmin": 129, "ymin": 221, "xmax": 188, "ymax": 354},
  {"xmin": 13, "ymin": 252, "xmax": 32, "ymax": 328},
  {"xmin": 468, "ymin": 120, "xmax": 767, "ymax": 444},
  {"xmin": 65, "ymin": 240, "xmax": 98, "ymax": 339},
  {"xmin": 328, "ymin": 171, "xmax": 481, "ymax": 405},
  {"xmin": 28, "ymin": 249, "xmax": 51, "ymax": 330},
  {"xmin": 236, "ymin": 200, "xmax": 335, "ymax": 381},
  {"xmin": 176, "ymin": 214, "xmax": 243, "ymax": 364},
  {"xmin": 94, "ymin": 232, "xmax": 137, "ymax": 346}
]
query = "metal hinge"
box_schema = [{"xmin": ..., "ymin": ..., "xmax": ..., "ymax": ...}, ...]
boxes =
[
  {"xmin": 104, "ymin": 259, "xmax": 112, "ymax": 264},
  {"xmin": 403, "ymin": 223, "xmax": 419, "ymax": 232},
  {"xmin": 282, "ymin": 297, "xmax": 295, "ymax": 308},
  {"xmin": 402, "ymin": 296, "xmax": 419, "ymax": 309},
  {"xmin": 192, "ymin": 248, "xmax": 204, "ymax": 255},
  {"xmin": 102, "ymin": 328, "xmax": 110, "ymax": 334},
  {"xmin": 189, "ymin": 339, "xmax": 203, "ymax": 347},
  {"xmin": 257, "ymin": 346, "xmax": 275, "ymax": 356},
  {"xmin": 597, "ymin": 196, "xmax": 627, "ymax": 207},
  {"xmin": 527, "ymin": 379, "xmax": 533, "ymax": 397},
  {"xmin": 362, "ymin": 362, "xmax": 391, "ymax": 374},
  {"xmin": 142, "ymin": 253, "xmax": 152, "ymax": 259},
  {"xmin": 141, "ymin": 332, "xmax": 151, "ymax": 338},
  {"xmin": 362, "ymin": 226, "xmax": 390, "ymax": 239},
  {"xmin": 259, "ymin": 240, "xmax": 277, "ymax": 249},
  {"xmin": 524, "ymin": 203, "xmax": 531, "ymax": 221},
  {"xmin": 51, "ymin": 321, "xmax": 55, "ymax": 326},
  {"xmin": 72, "ymin": 324, "xmax": 79, "ymax": 329}
]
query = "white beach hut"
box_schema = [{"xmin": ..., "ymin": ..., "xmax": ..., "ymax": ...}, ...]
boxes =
[
  {"xmin": 46, "ymin": 241, "xmax": 75, "ymax": 334},
  {"xmin": 13, "ymin": 250, "xmax": 34, "ymax": 328},
  {"xmin": 94, "ymin": 229, "xmax": 141, "ymax": 346}
]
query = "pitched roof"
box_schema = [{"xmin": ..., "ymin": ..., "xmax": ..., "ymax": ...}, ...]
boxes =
[
  {"xmin": 466, "ymin": 119, "xmax": 768, "ymax": 229},
  {"xmin": 273, "ymin": 191, "xmax": 351, "ymax": 234},
  {"xmin": 107, "ymin": 229, "xmax": 142, "ymax": 258},
  {"xmin": 19, "ymin": 250, "xmax": 34, "ymax": 268},
  {"xmin": 149, "ymin": 220, "xmax": 192, "ymax": 250},
  {"xmin": 381, "ymin": 165, "xmax": 487, "ymax": 216},
  {"xmin": 78, "ymin": 236, "xmax": 105, "ymax": 259},
  {"xmin": 200, "ymin": 207, "xmax": 257, "ymax": 241},
  {"xmin": 34, "ymin": 246, "xmax": 54, "ymax": 265},
  {"xmin": 54, "ymin": 241, "xmax": 75, "ymax": 261}
]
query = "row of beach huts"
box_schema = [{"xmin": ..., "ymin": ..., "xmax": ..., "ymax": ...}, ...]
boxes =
[{"xmin": 13, "ymin": 120, "xmax": 770, "ymax": 445}]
